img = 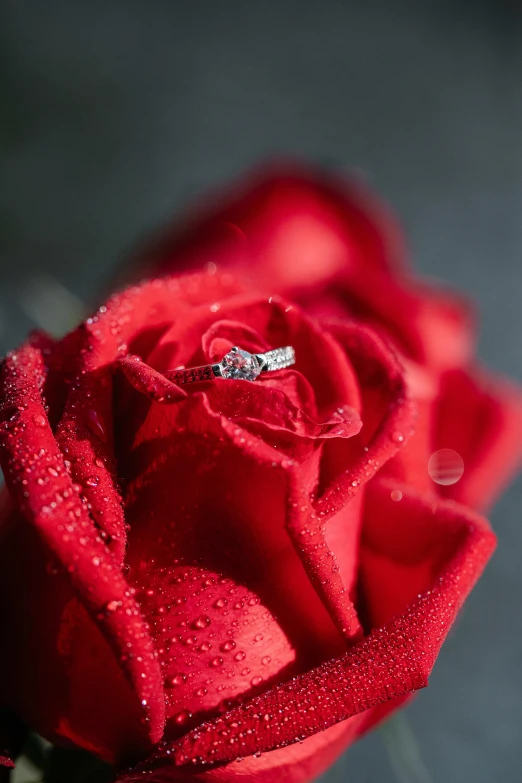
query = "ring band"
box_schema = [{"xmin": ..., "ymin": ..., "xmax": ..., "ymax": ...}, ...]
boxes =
[{"xmin": 165, "ymin": 346, "xmax": 295, "ymax": 384}]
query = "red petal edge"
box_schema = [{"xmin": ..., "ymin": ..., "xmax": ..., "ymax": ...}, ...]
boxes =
[
  {"xmin": 282, "ymin": 319, "xmax": 415, "ymax": 642},
  {"xmin": 435, "ymin": 366, "xmax": 522, "ymax": 511},
  {"xmin": 119, "ymin": 481, "xmax": 494, "ymax": 778},
  {"xmin": 54, "ymin": 273, "xmax": 243, "ymax": 564},
  {"xmin": 0, "ymin": 343, "xmax": 165, "ymax": 745}
]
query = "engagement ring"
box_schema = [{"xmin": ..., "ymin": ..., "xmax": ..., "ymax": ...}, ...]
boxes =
[{"xmin": 166, "ymin": 346, "xmax": 295, "ymax": 384}]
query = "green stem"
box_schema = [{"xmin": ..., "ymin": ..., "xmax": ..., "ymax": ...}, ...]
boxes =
[{"xmin": 381, "ymin": 713, "xmax": 433, "ymax": 783}]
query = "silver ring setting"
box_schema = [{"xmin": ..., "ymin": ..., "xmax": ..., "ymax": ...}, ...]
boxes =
[{"xmin": 166, "ymin": 346, "xmax": 295, "ymax": 385}]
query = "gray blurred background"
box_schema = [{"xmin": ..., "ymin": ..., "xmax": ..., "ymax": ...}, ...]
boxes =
[{"xmin": 1, "ymin": 1, "xmax": 522, "ymax": 781}]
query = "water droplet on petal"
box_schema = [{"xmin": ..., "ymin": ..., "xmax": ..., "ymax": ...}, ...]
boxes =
[
  {"xmin": 192, "ymin": 614, "xmax": 211, "ymax": 630},
  {"xmin": 166, "ymin": 673, "xmax": 187, "ymax": 688},
  {"xmin": 173, "ymin": 709, "xmax": 192, "ymax": 726},
  {"xmin": 428, "ymin": 448, "xmax": 464, "ymax": 486}
]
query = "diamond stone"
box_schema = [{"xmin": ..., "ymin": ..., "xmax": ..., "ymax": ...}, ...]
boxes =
[{"xmin": 220, "ymin": 348, "xmax": 261, "ymax": 381}]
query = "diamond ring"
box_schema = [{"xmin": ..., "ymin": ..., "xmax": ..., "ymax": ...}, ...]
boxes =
[{"xmin": 166, "ymin": 346, "xmax": 296, "ymax": 384}]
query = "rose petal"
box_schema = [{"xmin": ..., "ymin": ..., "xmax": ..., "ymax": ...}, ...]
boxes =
[
  {"xmin": 132, "ymin": 161, "xmax": 406, "ymax": 286},
  {"xmin": 118, "ymin": 355, "xmax": 188, "ymax": 404},
  {"xmin": 0, "ymin": 343, "xmax": 165, "ymax": 757},
  {"xmin": 55, "ymin": 274, "xmax": 243, "ymax": 564},
  {"xmin": 132, "ymin": 562, "xmax": 298, "ymax": 737},
  {"xmin": 281, "ymin": 320, "xmax": 414, "ymax": 647},
  {"xmin": 315, "ymin": 320, "xmax": 415, "ymax": 513},
  {"xmin": 116, "ymin": 294, "xmax": 366, "ymax": 651},
  {"xmin": 325, "ymin": 273, "xmax": 475, "ymax": 372},
  {"xmin": 123, "ymin": 480, "xmax": 494, "ymax": 775},
  {"xmin": 146, "ymin": 295, "xmax": 361, "ymax": 422},
  {"xmin": 132, "ymin": 162, "xmax": 474, "ymax": 372},
  {"xmin": 118, "ymin": 390, "xmax": 349, "ymax": 679},
  {"xmin": 433, "ymin": 366, "xmax": 522, "ymax": 511},
  {"xmin": 118, "ymin": 716, "xmax": 367, "ymax": 783}
]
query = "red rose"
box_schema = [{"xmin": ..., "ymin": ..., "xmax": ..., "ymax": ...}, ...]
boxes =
[{"xmin": 0, "ymin": 165, "xmax": 516, "ymax": 783}]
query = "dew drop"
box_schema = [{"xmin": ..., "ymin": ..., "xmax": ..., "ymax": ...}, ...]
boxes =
[
  {"xmin": 428, "ymin": 448, "xmax": 464, "ymax": 486},
  {"xmin": 234, "ymin": 651, "xmax": 246, "ymax": 662},
  {"xmin": 214, "ymin": 597, "xmax": 228, "ymax": 609},
  {"xmin": 391, "ymin": 489, "xmax": 403, "ymax": 502},
  {"xmin": 220, "ymin": 640, "xmax": 236, "ymax": 652},
  {"xmin": 173, "ymin": 709, "xmax": 192, "ymax": 726},
  {"xmin": 32, "ymin": 414, "xmax": 47, "ymax": 428},
  {"xmin": 261, "ymin": 655, "xmax": 271, "ymax": 666},
  {"xmin": 192, "ymin": 614, "xmax": 211, "ymax": 630},
  {"xmin": 251, "ymin": 676, "xmax": 263, "ymax": 686},
  {"xmin": 166, "ymin": 673, "xmax": 187, "ymax": 688},
  {"xmin": 210, "ymin": 656, "xmax": 223, "ymax": 667}
]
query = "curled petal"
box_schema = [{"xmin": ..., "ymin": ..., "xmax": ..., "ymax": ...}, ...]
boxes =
[
  {"xmin": 315, "ymin": 319, "xmax": 415, "ymax": 513},
  {"xmin": 0, "ymin": 343, "xmax": 165, "ymax": 752},
  {"xmin": 121, "ymin": 356, "xmax": 360, "ymax": 447},
  {"xmin": 55, "ymin": 273, "xmax": 243, "ymax": 563},
  {"xmin": 118, "ymin": 355, "xmax": 188, "ymax": 404},
  {"xmin": 122, "ymin": 481, "xmax": 494, "ymax": 775}
]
